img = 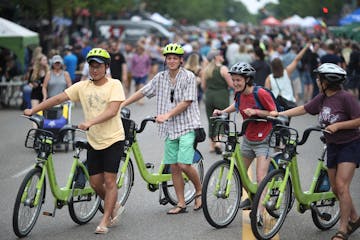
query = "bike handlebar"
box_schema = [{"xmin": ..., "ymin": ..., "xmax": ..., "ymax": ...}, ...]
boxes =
[
  {"xmin": 297, "ymin": 127, "xmax": 330, "ymax": 145},
  {"xmin": 21, "ymin": 115, "xmax": 85, "ymax": 133},
  {"xmin": 136, "ymin": 116, "xmax": 156, "ymax": 133}
]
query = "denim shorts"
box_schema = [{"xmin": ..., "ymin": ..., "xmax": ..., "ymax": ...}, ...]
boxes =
[
  {"xmin": 241, "ymin": 135, "xmax": 273, "ymax": 160},
  {"xmin": 133, "ymin": 75, "xmax": 148, "ymax": 85},
  {"xmin": 87, "ymin": 141, "xmax": 124, "ymax": 176},
  {"xmin": 164, "ymin": 131, "xmax": 195, "ymax": 165},
  {"xmin": 327, "ymin": 138, "xmax": 360, "ymax": 169},
  {"xmin": 301, "ymin": 71, "xmax": 313, "ymax": 85}
]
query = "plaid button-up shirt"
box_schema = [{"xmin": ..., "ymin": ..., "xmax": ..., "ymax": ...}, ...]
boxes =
[{"xmin": 141, "ymin": 67, "xmax": 202, "ymax": 140}]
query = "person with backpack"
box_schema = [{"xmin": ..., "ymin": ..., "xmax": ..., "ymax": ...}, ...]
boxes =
[
  {"xmin": 265, "ymin": 43, "xmax": 310, "ymax": 108},
  {"xmin": 213, "ymin": 62, "xmax": 277, "ymax": 209}
]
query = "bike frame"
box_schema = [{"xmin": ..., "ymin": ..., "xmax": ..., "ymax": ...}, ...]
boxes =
[
  {"xmin": 29, "ymin": 137, "xmax": 94, "ymax": 207},
  {"xmin": 269, "ymin": 144, "xmax": 336, "ymax": 211},
  {"xmin": 117, "ymin": 124, "xmax": 196, "ymax": 190},
  {"xmin": 119, "ymin": 140, "xmax": 172, "ymax": 186},
  {"xmin": 212, "ymin": 121, "xmax": 278, "ymax": 201},
  {"xmin": 224, "ymin": 143, "xmax": 258, "ymax": 198}
]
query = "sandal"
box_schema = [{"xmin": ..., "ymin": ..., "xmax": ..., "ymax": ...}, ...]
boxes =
[
  {"xmin": 193, "ymin": 194, "xmax": 202, "ymax": 211},
  {"xmin": 108, "ymin": 203, "xmax": 125, "ymax": 227},
  {"xmin": 167, "ymin": 205, "xmax": 187, "ymax": 215},
  {"xmin": 331, "ymin": 231, "xmax": 348, "ymax": 240},
  {"xmin": 94, "ymin": 226, "xmax": 109, "ymax": 234},
  {"xmin": 348, "ymin": 217, "xmax": 360, "ymax": 235}
]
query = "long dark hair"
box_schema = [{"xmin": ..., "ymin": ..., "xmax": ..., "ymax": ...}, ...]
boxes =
[{"xmin": 271, "ymin": 58, "xmax": 284, "ymax": 78}]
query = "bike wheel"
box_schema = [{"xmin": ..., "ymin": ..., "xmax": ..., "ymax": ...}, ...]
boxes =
[
  {"xmin": 311, "ymin": 170, "xmax": 340, "ymax": 230},
  {"xmin": 162, "ymin": 157, "xmax": 204, "ymax": 206},
  {"xmin": 98, "ymin": 158, "xmax": 134, "ymax": 213},
  {"xmin": 202, "ymin": 160, "xmax": 241, "ymax": 228},
  {"xmin": 13, "ymin": 167, "xmax": 45, "ymax": 238},
  {"xmin": 68, "ymin": 173, "xmax": 101, "ymax": 224},
  {"xmin": 250, "ymin": 169, "xmax": 291, "ymax": 240}
]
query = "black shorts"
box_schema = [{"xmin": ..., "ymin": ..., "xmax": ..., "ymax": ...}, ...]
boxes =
[
  {"xmin": 87, "ymin": 141, "xmax": 124, "ymax": 176},
  {"xmin": 327, "ymin": 138, "xmax": 360, "ymax": 169}
]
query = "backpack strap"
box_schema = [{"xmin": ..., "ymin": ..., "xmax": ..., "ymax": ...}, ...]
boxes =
[
  {"xmin": 253, "ymin": 86, "xmax": 265, "ymax": 110},
  {"xmin": 234, "ymin": 91, "xmax": 241, "ymax": 113}
]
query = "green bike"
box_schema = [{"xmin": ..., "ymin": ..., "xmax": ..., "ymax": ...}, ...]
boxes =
[
  {"xmin": 107, "ymin": 108, "xmax": 204, "ymax": 209},
  {"xmin": 250, "ymin": 122, "xmax": 340, "ymax": 240},
  {"xmin": 12, "ymin": 115, "xmax": 100, "ymax": 238},
  {"xmin": 202, "ymin": 115, "xmax": 291, "ymax": 228}
]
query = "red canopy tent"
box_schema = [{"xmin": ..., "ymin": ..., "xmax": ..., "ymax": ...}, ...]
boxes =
[{"xmin": 261, "ymin": 16, "xmax": 281, "ymax": 26}]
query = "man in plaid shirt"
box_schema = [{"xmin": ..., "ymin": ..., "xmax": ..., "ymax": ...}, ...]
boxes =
[{"xmin": 121, "ymin": 43, "xmax": 203, "ymax": 214}]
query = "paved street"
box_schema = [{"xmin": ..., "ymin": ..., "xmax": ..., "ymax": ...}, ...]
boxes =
[{"xmin": 0, "ymin": 98, "xmax": 359, "ymax": 240}]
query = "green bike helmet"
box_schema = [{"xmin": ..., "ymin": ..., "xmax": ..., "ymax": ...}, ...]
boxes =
[
  {"xmin": 162, "ymin": 43, "xmax": 184, "ymax": 56},
  {"xmin": 86, "ymin": 48, "xmax": 111, "ymax": 64}
]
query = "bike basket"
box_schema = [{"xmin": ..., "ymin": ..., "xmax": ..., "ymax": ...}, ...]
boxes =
[
  {"xmin": 269, "ymin": 125, "xmax": 298, "ymax": 149},
  {"xmin": 25, "ymin": 128, "xmax": 54, "ymax": 149},
  {"xmin": 121, "ymin": 117, "xmax": 136, "ymax": 145}
]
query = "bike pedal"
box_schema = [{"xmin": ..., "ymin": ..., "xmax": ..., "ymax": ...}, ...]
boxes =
[
  {"xmin": 43, "ymin": 211, "xmax": 53, "ymax": 216},
  {"xmin": 159, "ymin": 198, "xmax": 169, "ymax": 205}
]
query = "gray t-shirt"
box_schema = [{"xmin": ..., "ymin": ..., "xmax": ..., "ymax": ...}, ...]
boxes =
[
  {"xmin": 304, "ymin": 90, "xmax": 360, "ymax": 144},
  {"xmin": 47, "ymin": 71, "xmax": 67, "ymax": 98}
]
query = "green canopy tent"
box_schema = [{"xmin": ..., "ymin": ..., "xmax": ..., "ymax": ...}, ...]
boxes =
[
  {"xmin": 329, "ymin": 23, "xmax": 360, "ymax": 42},
  {"xmin": 0, "ymin": 17, "xmax": 39, "ymax": 68}
]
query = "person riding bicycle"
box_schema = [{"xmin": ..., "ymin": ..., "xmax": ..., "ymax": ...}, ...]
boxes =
[
  {"xmin": 213, "ymin": 62, "xmax": 277, "ymax": 209},
  {"xmin": 270, "ymin": 63, "xmax": 360, "ymax": 240},
  {"xmin": 121, "ymin": 43, "xmax": 203, "ymax": 214},
  {"xmin": 24, "ymin": 47, "xmax": 126, "ymax": 234}
]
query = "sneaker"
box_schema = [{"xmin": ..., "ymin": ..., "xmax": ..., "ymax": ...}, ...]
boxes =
[{"xmin": 239, "ymin": 198, "xmax": 251, "ymax": 210}]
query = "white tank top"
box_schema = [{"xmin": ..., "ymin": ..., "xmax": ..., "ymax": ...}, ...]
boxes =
[{"xmin": 269, "ymin": 70, "xmax": 296, "ymax": 102}]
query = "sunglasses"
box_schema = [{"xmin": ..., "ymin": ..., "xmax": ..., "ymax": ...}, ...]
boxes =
[{"xmin": 170, "ymin": 89, "xmax": 174, "ymax": 103}]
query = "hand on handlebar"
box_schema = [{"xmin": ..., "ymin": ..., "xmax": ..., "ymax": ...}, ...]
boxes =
[
  {"xmin": 212, "ymin": 109, "xmax": 223, "ymax": 116},
  {"xmin": 269, "ymin": 111, "xmax": 279, "ymax": 117},
  {"xmin": 78, "ymin": 122, "xmax": 90, "ymax": 131},
  {"xmin": 155, "ymin": 113, "xmax": 169, "ymax": 123},
  {"xmin": 324, "ymin": 124, "xmax": 337, "ymax": 134},
  {"xmin": 244, "ymin": 108, "xmax": 258, "ymax": 117}
]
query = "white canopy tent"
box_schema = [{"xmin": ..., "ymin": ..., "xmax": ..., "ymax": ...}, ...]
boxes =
[{"xmin": 282, "ymin": 15, "xmax": 303, "ymax": 26}]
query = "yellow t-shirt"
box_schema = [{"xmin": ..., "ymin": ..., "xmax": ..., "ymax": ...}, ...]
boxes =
[{"xmin": 65, "ymin": 78, "xmax": 125, "ymax": 150}]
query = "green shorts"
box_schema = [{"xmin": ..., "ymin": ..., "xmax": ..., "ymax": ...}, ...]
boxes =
[{"xmin": 164, "ymin": 131, "xmax": 195, "ymax": 165}]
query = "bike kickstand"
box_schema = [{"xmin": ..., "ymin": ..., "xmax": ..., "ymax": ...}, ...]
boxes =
[{"xmin": 158, "ymin": 184, "xmax": 169, "ymax": 205}]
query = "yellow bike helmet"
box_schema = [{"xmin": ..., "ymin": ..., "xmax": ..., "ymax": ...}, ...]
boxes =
[
  {"xmin": 86, "ymin": 48, "xmax": 111, "ymax": 64},
  {"xmin": 162, "ymin": 43, "xmax": 184, "ymax": 56}
]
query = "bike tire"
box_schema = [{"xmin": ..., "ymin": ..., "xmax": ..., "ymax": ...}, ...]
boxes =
[
  {"xmin": 68, "ymin": 171, "xmax": 101, "ymax": 224},
  {"xmin": 250, "ymin": 169, "xmax": 291, "ymax": 240},
  {"xmin": 202, "ymin": 160, "xmax": 241, "ymax": 228},
  {"xmin": 162, "ymin": 154, "xmax": 204, "ymax": 206},
  {"xmin": 311, "ymin": 170, "xmax": 340, "ymax": 230},
  {"xmin": 98, "ymin": 158, "xmax": 134, "ymax": 213},
  {"xmin": 13, "ymin": 167, "xmax": 45, "ymax": 238}
]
